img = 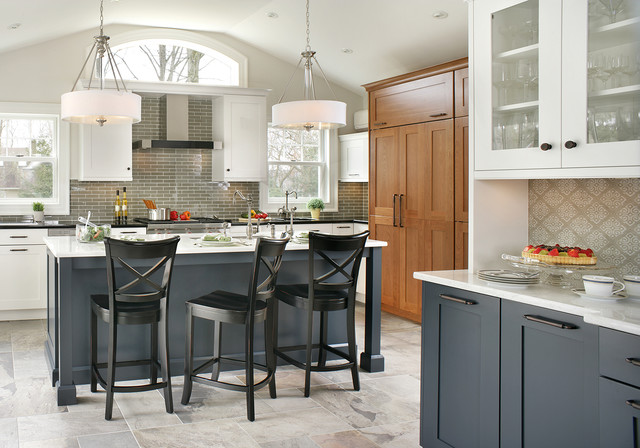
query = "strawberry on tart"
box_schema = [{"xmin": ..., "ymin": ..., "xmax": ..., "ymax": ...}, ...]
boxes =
[{"xmin": 522, "ymin": 244, "xmax": 597, "ymax": 265}]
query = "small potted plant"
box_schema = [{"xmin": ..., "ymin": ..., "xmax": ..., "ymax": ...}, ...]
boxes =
[
  {"xmin": 307, "ymin": 198, "xmax": 325, "ymax": 220},
  {"xmin": 32, "ymin": 202, "xmax": 44, "ymax": 223}
]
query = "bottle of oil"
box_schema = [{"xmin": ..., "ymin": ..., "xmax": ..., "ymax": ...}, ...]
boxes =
[
  {"xmin": 122, "ymin": 187, "xmax": 128, "ymax": 224},
  {"xmin": 114, "ymin": 190, "xmax": 121, "ymax": 224}
]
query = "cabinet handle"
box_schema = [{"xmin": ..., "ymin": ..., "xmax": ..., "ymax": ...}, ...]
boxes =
[
  {"xmin": 348, "ymin": 173, "xmax": 359, "ymax": 176},
  {"xmin": 9, "ymin": 235, "xmax": 28, "ymax": 239},
  {"xmin": 10, "ymin": 248, "xmax": 28, "ymax": 252},
  {"xmin": 430, "ymin": 112, "xmax": 447, "ymax": 117},
  {"xmin": 540, "ymin": 143, "xmax": 552, "ymax": 151},
  {"xmin": 440, "ymin": 294, "xmax": 477, "ymax": 305},
  {"xmin": 565, "ymin": 140, "xmax": 577, "ymax": 149},
  {"xmin": 374, "ymin": 121, "xmax": 387, "ymax": 126},
  {"xmin": 626, "ymin": 400, "xmax": 640, "ymax": 411},
  {"xmin": 524, "ymin": 314, "xmax": 577, "ymax": 329},
  {"xmin": 119, "ymin": 231, "xmax": 138, "ymax": 234},
  {"xmin": 398, "ymin": 194, "xmax": 404, "ymax": 228},
  {"xmin": 625, "ymin": 357, "xmax": 640, "ymax": 367},
  {"xmin": 335, "ymin": 226, "xmax": 351, "ymax": 229},
  {"xmin": 392, "ymin": 194, "xmax": 398, "ymax": 227}
]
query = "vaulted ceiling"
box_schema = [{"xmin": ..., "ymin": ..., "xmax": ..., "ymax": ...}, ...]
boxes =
[{"xmin": 0, "ymin": 0, "xmax": 468, "ymax": 94}]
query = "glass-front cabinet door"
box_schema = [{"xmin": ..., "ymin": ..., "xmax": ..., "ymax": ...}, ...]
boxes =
[
  {"xmin": 562, "ymin": 0, "xmax": 640, "ymax": 168},
  {"xmin": 475, "ymin": 0, "xmax": 562, "ymax": 171}
]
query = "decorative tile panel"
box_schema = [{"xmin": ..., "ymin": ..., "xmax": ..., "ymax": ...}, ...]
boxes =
[{"xmin": 529, "ymin": 178, "xmax": 640, "ymax": 277}]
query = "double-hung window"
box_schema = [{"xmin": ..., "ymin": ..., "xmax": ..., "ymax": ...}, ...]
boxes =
[
  {"xmin": 261, "ymin": 126, "xmax": 338, "ymax": 212},
  {"xmin": 0, "ymin": 103, "xmax": 70, "ymax": 215}
]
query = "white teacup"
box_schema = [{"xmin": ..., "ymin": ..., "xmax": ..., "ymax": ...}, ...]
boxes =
[
  {"xmin": 623, "ymin": 275, "xmax": 640, "ymax": 298},
  {"xmin": 582, "ymin": 275, "xmax": 625, "ymax": 297}
]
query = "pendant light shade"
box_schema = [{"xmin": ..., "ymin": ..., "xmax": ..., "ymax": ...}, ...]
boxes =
[
  {"xmin": 272, "ymin": 0, "xmax": 346, "ymax": 131},
  {"xmin": 272, "ymin": 100, "xmax": 346, "ymax": 130},
  {"xmin": 61, "ymin": 90, "xmax": 141, "ymax": 125},
  {"xmin": 61, "ymin": 0, "xmax": 141, "ymax": 126}
]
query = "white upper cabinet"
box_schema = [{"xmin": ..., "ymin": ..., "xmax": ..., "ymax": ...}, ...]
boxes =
[
  {"xmin": 78, "ymin": 124, "xmax": 133, "ymax": 181},
  {"xmin": 212, "ymin": 95, "xmax": 267, "ymax": 182},
  {"xmin": 473, "ymin": 0, "xmax": 640, "ymax": 177},
  {"xmin": 339, "ymin": 132, "xmax": 369, "ymax": 182}
]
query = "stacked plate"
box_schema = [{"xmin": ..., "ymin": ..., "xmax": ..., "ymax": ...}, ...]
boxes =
[{"xmin": 477, "ymin": 270, "xmax": 540, "ymax": 285}]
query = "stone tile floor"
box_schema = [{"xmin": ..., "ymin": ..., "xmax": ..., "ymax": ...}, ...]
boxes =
[{"xmin": 0, "ymin": 304, "xmax": 421, "ymax": 447}]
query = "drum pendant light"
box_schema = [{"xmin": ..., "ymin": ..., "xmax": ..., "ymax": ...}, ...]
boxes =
[
  {"xmin": 61, "ymin": 0, "xmax": 141, "ymax": 126},
  {"xmin": 272, "ymin": 0, "xmax": 346, "ymax": 131}
]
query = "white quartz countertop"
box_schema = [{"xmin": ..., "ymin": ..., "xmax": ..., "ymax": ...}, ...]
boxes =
[
  {"xmin": 44, "ymin": 234, "xmax": 386, "ymax": 259},
  {"xmin": 414, "ymin": 270, "xmax": 640, "ymax": 336}
]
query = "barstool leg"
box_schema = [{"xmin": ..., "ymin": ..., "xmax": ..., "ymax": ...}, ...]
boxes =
[
  {"xmin": 159, "ymin": 303, "xmax": 173, "ymax": 414},
  {"xmin": 245, "ymin": 320, "xmax": 255, "ymax": 421},
  {"xmin": 90, "ymin": 310, "xmax": 97, "ymax": 393},
  {"xmin": 346, "ymin": 300, "xmax": 360, "ymax": 391},
  {"xmin": 211, "ymin": 320, "xmax": 221, "ymax": 381},
  {"xmin": 266, "ymin": 299, "xmax": 277, "ymax": 399},
  {"xmin": 105, "ymin": 319, "xmax": 118, "ymax": 420},
  {"xmin": 150, "ymin": 322, "xmax": 158, "ymax": 384},
  {"xmin": 304, "ymin": 302, "xmax": 314, "ymax": 398},
  {"xmin": 318, "ymin": 311, "xmax": 328, "ymax": 367},
  {"xmin": 181, "ymin": 307, "xmax": 194, "ymax": 405}
]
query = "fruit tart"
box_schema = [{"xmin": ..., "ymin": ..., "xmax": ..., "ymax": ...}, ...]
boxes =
[{"xmin": 522, "ymin": 244, "xmax": 597, "ymax": 265}]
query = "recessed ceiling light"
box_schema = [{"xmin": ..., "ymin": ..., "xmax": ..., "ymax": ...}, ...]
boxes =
[
  {"xmin": 266, "ymin": 11, "xmax": 279, "ymax": 19},
  {"xmin": 341, "ymin": 48, "xmax": 353, "ymax": 54},
  {"xmin": 7, "ymin": 23, "xmax": 21, "ymax": 30},
  {"xmin": 432, "ymin": 10, "xmax": 449, "ymax": 19}
]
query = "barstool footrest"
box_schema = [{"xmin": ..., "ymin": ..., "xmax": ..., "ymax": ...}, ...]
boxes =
[
  {"xmin": 92, "ymin": 364, "xmax": 169, "ymax": 393},
  {"xmin": 275, "ymin": 344, "xmax": 355, "ymax": 372}
]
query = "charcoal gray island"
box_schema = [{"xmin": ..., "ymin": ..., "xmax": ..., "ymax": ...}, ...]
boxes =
[{"xmin": 43, "ymin": 234, "xmax": 387, "ymax": 405}]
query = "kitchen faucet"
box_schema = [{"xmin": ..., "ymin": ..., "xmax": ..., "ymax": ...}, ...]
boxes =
[
  {"xmin": 276, "ymin": 190, "xmax": 298, "ymax": 236},
  {"xmin": 233, "ymin": 190, "xmax": 255, "ymax": 239}
]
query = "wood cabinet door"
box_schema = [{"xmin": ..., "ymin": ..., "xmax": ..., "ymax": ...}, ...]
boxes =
[
  {"xmin": 454, "ymin": 68, "xmax": 469, "ymax": 117},
  {"xmin": 401, "ymin": 121, "xmax": 454, "ymax": 222},
  {"xmin": 454, "ymin": 116, "xmax": 469, "ymax": 222},
  {"xmin": 369, "ymin": 72, "xmax": 454, "ymax": 129},
  {"xmin": 369, "ymin": 215, "xmax": 405, "ymax": 318},
  {"xmin": 454, "ymin": 221, "xmax": 469, "ymax": 270},
  {"xmin": 369, "ymin": 128, "xmax": 401, "ymax": 218},
  {"xmin": 403, "ymin": 219, "xmax": 454, "ymax": 322},
  {"xmin": 421, "ymin": 283, "xmax": 500, "ymax": 448},
  {"xmin": 501, "ymin": 301, "xmax": 599, "ymax": 448}
]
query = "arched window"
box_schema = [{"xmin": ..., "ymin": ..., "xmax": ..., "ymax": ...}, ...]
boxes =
[{"xmin": 102, "ymin": 30, "xmax": 246, "ymax": 87}]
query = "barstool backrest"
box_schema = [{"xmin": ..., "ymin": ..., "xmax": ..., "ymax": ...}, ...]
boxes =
[
  {"xmin": 104, "ymin": 236, "xmax": 180, "ymax": 307},
  {"xmin": 248, "ymin": 236, "xmax": 289, "ymax": 308},
  {"xmin": 308, "ymin": 231, "xmax": 370, "ymax": 295}
]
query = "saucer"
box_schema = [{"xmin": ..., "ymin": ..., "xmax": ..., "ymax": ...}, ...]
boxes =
[{"xmin": 571, "ymin": 288, "xmax": 627, "ymax": 301}]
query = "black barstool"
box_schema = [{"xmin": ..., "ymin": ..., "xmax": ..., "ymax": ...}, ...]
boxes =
[
  {"xmin": 90, "ymin": 236, "xmax": 180, "ymax": 420},
  {"xmin": 181, "ymin": 236, "xmax": 289, "ymax": 421},
  {"xmin": 274, "ymin": 231, "xmax": 369, "ymax": 397}
]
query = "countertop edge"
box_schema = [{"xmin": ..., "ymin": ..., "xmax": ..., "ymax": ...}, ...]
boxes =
[{"xmin": 414, "ymin": 270, "xmax": 640, "ymax": 336}]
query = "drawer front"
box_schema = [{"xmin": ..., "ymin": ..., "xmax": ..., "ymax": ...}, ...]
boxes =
[
  {"xmin": 0, "ymin": 228, "xmax": 47, "ymax": 245},
  {"xmin": 599, "ymin": 377, "xmax": 640, "ymax": 447},
  {"xmin": 111, "ymin": 227, "xmax": 147, "ymax": 236},
  {"xmin": 600, "ymin": 327, "xmax": 640, "ymax": 388},
  {"xmin": 332, "ymin": 223, "xmax": 354, "ymax": 235}
]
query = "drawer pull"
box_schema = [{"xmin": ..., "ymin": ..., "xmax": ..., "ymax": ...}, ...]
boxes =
[
  {"xmin": 9, "ymin": 235, "xmax": 28, "ymax": 239},
  {"xmin": 119, "ymin": 231, "xmax": 138, "ymax": 234},
  {"xmin": 10, "ymin": 248, "xmax": 28, "ymax": 252},
  {"xmin": 625, "ymin": 357, "xmax": 640, "ymax": 367},
  {"xmin": 524, "ymin": 314, "xmax": 577, "ymax": 329},
  {"xmin": 626, "ymin": 400, "xmax": 640, "ymax": 411},
  {"xmin": 374, "ymin": 121, "xmax": 387, "ymax": 126},
  {"xmin": 440, "ymin": 294, "xmax": 476, "ymax": 305},
  {"xmin": 430, "ymin": 112, "xmax": 447, "ymax": 117},
  {"xmin": 335, "ymin": 226, "xmax": 351, "ymax": 229}
]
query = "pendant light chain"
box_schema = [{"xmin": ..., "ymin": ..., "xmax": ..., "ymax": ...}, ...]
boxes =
[
  {"xmin": 99, "ymin": 0, "xmax": 104, "ymax": 37},
  {"xmin": 305, "ymin": 0, "xmax": 311, "ymax": 51}
]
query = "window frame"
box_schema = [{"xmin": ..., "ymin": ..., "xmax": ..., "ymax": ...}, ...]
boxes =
[
  {"xmin": 0, "ymin": 103, "xmax": 70, "ymax": 216},
  {"xmin": 260, "ymin": 127, "xmax": 339, "ymax": 213}
]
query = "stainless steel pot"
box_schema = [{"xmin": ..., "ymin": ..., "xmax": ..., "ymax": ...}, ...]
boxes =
[{"xmin": 148, "ymin": 208, "xmax": 169, "ymax": 220}]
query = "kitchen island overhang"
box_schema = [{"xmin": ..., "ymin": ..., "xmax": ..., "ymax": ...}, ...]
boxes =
[{"xmin": 44, "ymin": 235, "xmax": 386, "ymax": 406}]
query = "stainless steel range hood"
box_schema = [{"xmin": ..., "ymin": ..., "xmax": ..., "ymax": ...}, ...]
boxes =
[{"xmin": 132, "ymin": 94, "xmax": 217, "ymax": 150}]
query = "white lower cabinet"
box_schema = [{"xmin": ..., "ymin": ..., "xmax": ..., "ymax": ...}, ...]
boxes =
[{"xmin": 0, "ymin": 229, "xmax": 47, "ymax": 312}]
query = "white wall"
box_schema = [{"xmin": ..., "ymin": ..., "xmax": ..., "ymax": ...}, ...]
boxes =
[{"xmin": 0, "ymin": 25, "xmax": 365, "ymax": 133}]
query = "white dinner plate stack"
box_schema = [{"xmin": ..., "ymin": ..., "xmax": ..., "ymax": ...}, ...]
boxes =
[{"xmin": 477, "ymin": 270, "xmax": 540, "ymax": 285}]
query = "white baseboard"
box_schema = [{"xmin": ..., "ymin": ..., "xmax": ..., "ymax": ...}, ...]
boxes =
[{"xmin": 0, "ymin": 309, "xmax": 46, "ymax": 321}]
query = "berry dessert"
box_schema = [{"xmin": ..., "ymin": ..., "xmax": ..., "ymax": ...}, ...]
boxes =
[{"xmin": 522, "ymin": 244, "xmax": 597, "ymax": 265}]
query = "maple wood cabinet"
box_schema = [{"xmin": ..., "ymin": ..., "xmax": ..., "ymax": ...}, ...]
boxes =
[{"xmin": 364, "ymin": 59, "xmax": 467, "ymax": 322}]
